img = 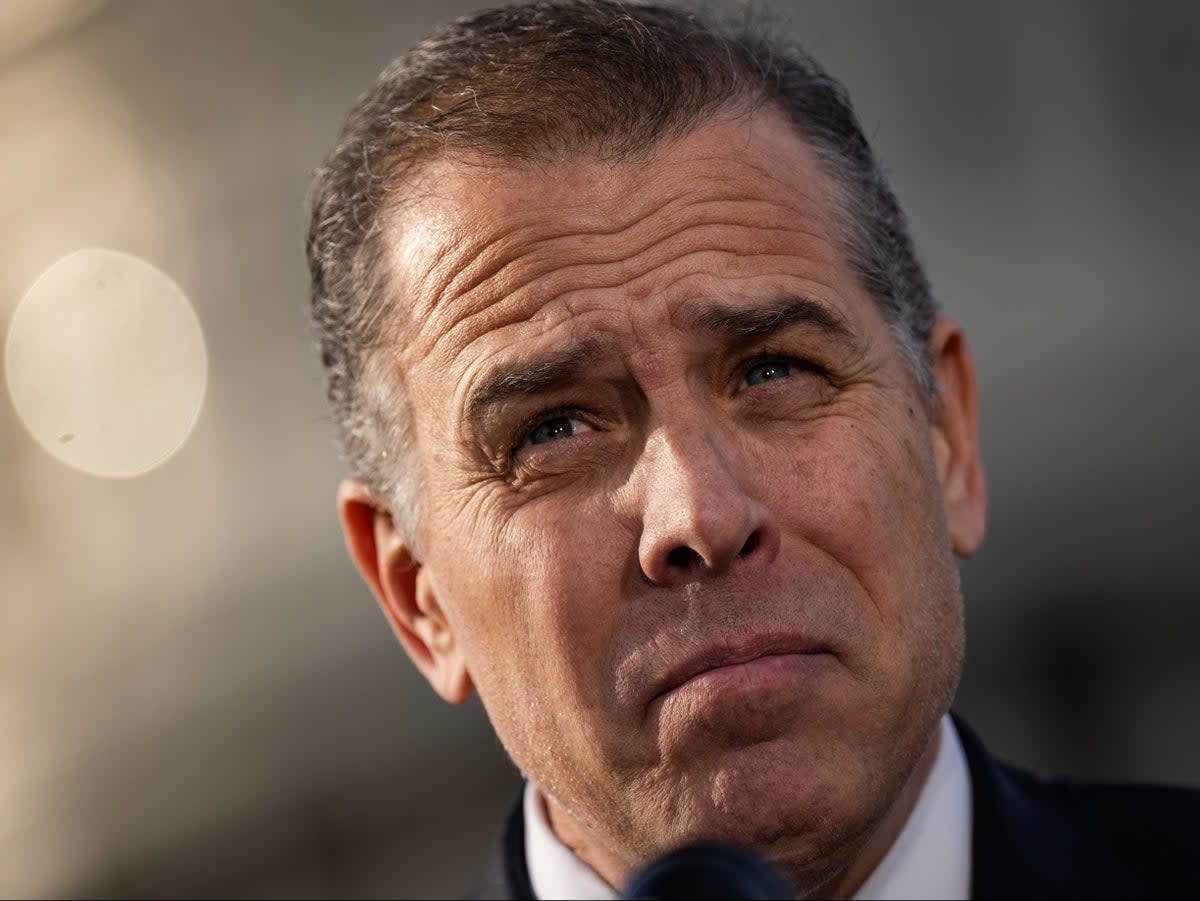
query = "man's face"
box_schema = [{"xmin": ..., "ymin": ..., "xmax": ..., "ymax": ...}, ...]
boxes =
[{"xmin": 358, "ymin": 108, "xmax": 984, "ymax": 886}]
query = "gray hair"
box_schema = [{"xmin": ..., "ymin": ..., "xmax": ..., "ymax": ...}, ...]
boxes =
[{"xmin": 307, "ymin": 0, "xmax": 938, "ymax": 549}]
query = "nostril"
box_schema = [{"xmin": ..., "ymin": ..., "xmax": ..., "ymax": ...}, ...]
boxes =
[
  {"xmin": 740, "ymin": 531, "xmax": 759, "ymax": 557},
  {"xmin": 667, "ymin": 546, "xmax": 700, "ymax": 570}
]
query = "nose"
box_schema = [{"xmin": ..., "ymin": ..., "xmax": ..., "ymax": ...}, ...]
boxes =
[{"xmin": 635, "ymin": 424, "xmax": 780, "ymax": 587}]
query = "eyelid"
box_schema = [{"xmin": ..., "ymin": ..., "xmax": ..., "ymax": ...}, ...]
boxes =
[
  {"xmin": 511, "ymin": 405, "xmax": 590, "ymax": 456},
  {"xmin": 735, "ymin": 347, "xmax": 819, "ymax": 386}
]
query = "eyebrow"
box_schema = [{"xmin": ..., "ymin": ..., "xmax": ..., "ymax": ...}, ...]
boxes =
[
  {"xmin": 465, "ymin": 339, "xmax": 606, "ymax": 426},
  {"xmin": 682, "ymin": 296, "xmax": 856, "ymax": 345},
  {"xmin": 463, "ymin": 296, "xmax": 858, "ymax": 428}
]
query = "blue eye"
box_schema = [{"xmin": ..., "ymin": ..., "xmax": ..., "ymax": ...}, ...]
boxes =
[
  {"xmin": 743, "ymin": 359, "xmax": 794, "ymax": 387},
  {"xmin": 526, "ymin": 416, "xmax": 589, "ymax": 446}
]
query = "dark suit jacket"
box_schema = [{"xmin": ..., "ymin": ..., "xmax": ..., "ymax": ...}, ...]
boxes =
[{"xmin": 469, "ymin": 716, "xmax": 1200, "ymax": 899}]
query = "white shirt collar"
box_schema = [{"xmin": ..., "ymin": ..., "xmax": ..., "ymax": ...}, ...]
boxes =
[
  {"xmin": 523, "ymin": 713, "xmax": 972, "ymax": 899},
  {"xmin": 523, "ymin": 778, "xmax": 616, "ymax": 900},
  {"xmin": 850, "ymin": 714, "xmax": 972, "ymax": 900}
]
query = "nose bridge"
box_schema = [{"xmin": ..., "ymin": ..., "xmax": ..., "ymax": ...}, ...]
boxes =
[
  {"xmin": 648, "ymin": 422, "xmax": 739, "ymax": 525},
  {"xmin": 636, "ymin": 415, "xmax": 777, "ymax": 583}
]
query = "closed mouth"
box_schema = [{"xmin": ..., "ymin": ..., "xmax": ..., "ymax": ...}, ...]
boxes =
[{"xmin": 650, "ymin": 634, "xmax": 831, "ymax": 704}]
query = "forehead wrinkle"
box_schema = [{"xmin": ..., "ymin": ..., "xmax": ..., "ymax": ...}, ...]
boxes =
[
  {"xmin": 396, "ymin": 106, "xmax": 842, "ymax": 326},
  {"xmin": 399, "ymin": 120, "xmax": 855, "ymax": 375},
  {"xmin": 407, "ymin": 131, "xmax": 831, "ymax": 320},
  {"xmin": 428, "ymin": 187, "xmax": 769, "ymax": 320},
  {"xmin": 418, "ymin": 208, "xmax": 837, "ymax": 367},
  {"xmin": 409, "ymin": 176, "xmax": 695, "ymax": 322}
]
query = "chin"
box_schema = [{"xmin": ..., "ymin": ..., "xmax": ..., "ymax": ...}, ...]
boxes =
[{"xmin": 653, "ymin": 740, "xmax": 883, "ymax": 863}]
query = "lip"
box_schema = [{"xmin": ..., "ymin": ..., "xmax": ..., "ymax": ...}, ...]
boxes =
[{"xmin": 649, "ymin": 633, "xmax": 832, "ymax": 706}]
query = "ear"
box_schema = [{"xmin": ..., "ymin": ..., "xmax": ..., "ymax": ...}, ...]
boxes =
[
  {"xmin": 337, "ymin": 479, "xmax": 473, "ymax": 704},
  {"xmin": 927, "ymin": 317, "xmax": 988, "ymax": 558}
]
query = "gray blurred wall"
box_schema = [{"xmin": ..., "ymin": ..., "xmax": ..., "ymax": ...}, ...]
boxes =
[{"xmin": 1, "ymin": 1, "xmax": 1197, "ymax": 897}]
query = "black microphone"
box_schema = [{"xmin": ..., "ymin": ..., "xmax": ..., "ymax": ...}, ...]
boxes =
[{"xmin": 622, "ymin": 842, "xmax": 795, "ymax": 899}]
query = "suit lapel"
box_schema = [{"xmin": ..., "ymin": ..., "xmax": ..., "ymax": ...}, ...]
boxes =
[
  {"xmin": 469, "ymin": 795, "xmax": 535, "ymax": 901},
  {"xmin": 954, "ymin": 714, "xmax": 1139, "ymax": 899}
]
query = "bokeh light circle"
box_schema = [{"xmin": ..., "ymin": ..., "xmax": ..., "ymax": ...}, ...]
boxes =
[{"xmin": 5, "ymin": 248, "xmax": 208, "ymax": 477}]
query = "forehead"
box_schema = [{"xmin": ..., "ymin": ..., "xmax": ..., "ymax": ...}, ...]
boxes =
[{"xmin": 384, "ymin": 106, "xmax": 878, "ymax": 393}]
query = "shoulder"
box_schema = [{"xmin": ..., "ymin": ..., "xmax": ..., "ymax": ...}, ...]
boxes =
[{"xmin": 954, "ymin": 714, "xmax": 1200, "ymax": 899}]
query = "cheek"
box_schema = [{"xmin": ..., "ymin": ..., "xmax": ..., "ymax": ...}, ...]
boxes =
[
  {"xmin": 445, "ymin": 501, "xmax": 640, "ymax": 795},
  {"xmin": 776, "ymin": 418, "xmax": 948, "ymax": 620},
  {"xmin": 442, "ymin": 495, "xmax": 631, "ymax": 712},
  {"xmin": 770, "ymin": 416, "xmax": 964, "ymax": 741},
  {"xmin": 519, "ymin": 504, "xmax": 631, "ymax": 679}
]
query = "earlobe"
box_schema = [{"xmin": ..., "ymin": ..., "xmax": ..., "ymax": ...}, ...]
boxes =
[
  {"xmin": 926, "ymin": 318, "xmax": 988, "ymax": 558},
  {"xmin": 337, "ymin": 479, "xmax": 474, "ymax": 704}
]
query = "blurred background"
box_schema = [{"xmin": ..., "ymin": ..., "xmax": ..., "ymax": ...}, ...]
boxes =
[{"xmin": 2, "ymin": 0, "xmax": 1198, "ymax": 897}]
